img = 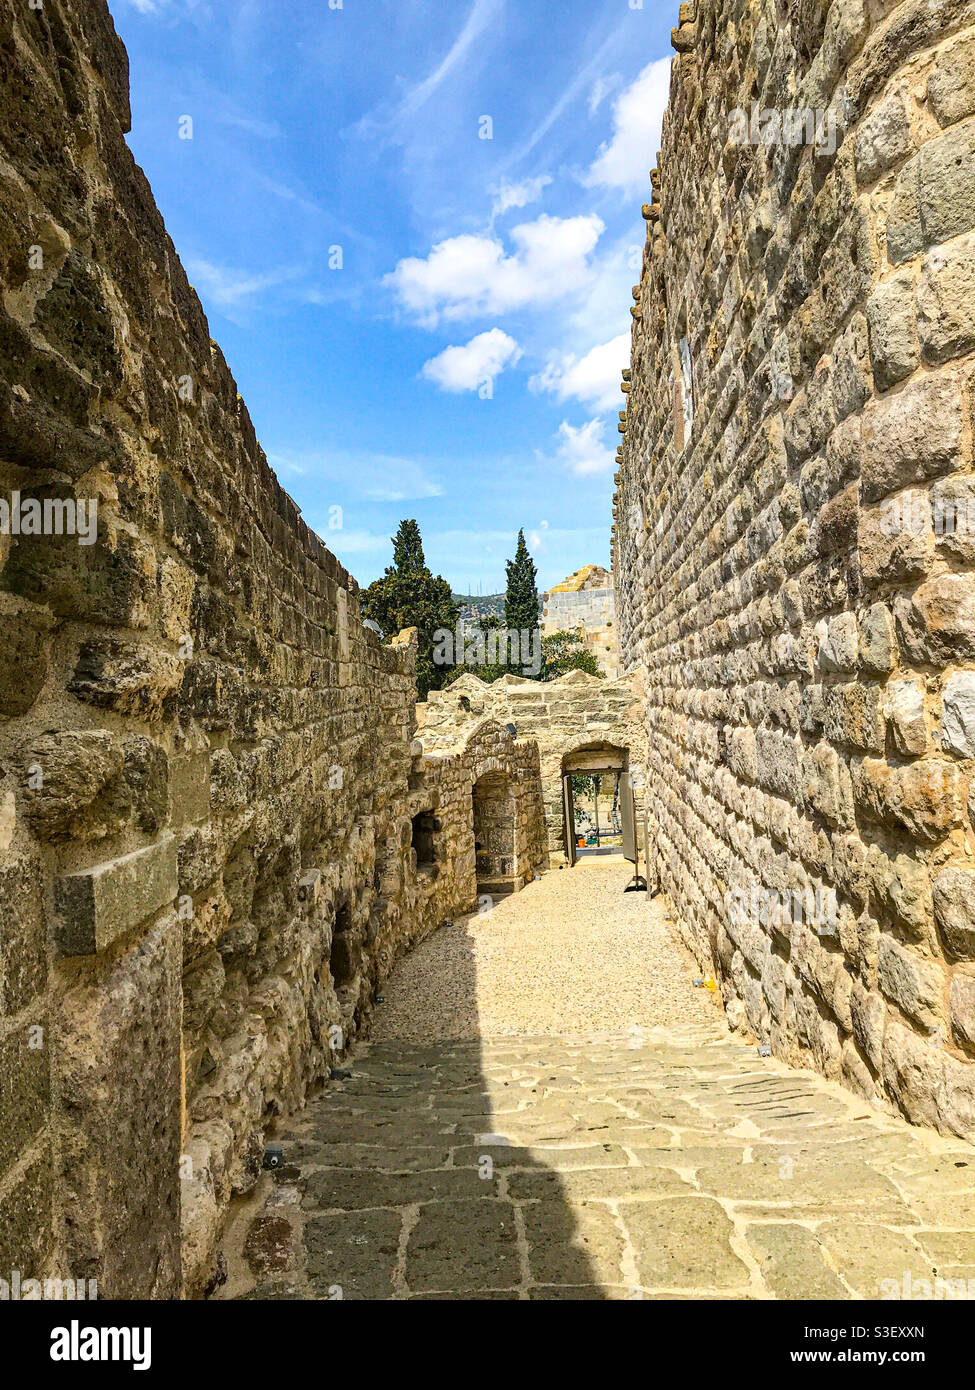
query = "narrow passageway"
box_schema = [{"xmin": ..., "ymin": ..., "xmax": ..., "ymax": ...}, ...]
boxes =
[{"xmin": 218, "ymin": 862, "xmax": 975, "ymax": 1300}]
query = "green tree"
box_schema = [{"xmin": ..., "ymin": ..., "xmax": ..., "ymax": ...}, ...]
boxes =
[
  {"xmin": 363, "ymin": 520, "xmax": 459, "ymax": 699},
  {"xmin": 541, "ymin": 629, "xmax": 602, "ymax": 681},
  {"xmin": 504, "ymin": 530, "xmax": 540, "ymax": 635}
]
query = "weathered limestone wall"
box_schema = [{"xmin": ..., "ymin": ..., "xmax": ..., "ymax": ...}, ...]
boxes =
[
  {"xmin": 614, "ymin": 0, "xmax": 975, "ymax": 1135},
  {"xmin": 417, "ymin": 719, "xmax": 548, "ymax": 896},
  {"xmin": 0, "ymin": 1, "xmax": 546, "ymax": 1297},
  {"xmin": 541, "ymin": 565, "xmax": 620, "ymax": 678},
  {"xmin": 418, "ymin": 670, "xmax": 645, "ymax": 863}
]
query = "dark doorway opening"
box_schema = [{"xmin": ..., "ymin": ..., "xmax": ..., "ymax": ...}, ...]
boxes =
[{"xmin": 472, "ymin": 771, "xmax": 515, "ymax": 896}]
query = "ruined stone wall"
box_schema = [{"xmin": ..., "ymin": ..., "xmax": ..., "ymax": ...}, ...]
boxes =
[
  {"xmin": 0, "ymin": 1, "xmax": 546, "ymax": 1297},
  {"xmin": 614, "ymin": 0, "xmax": 975, "ymax": 1135},
  {"xmin": 418, "ymin": 670, "xmax": 644, "ymax": 863},
  {"xmin": 541, "ymin": 566, "xmax": 620, "ymax": 678},
  {"xmin": 417, "ymin": 719, "xmax": 548, "ymax": 897}
]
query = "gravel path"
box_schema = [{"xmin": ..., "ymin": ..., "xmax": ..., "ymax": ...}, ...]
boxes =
[{"xmin": 371, "ymin": 857, "xmax": 723, "ymax": 1042}]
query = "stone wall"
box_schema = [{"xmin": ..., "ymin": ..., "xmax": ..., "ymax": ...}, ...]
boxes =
[
  {"xmin": 0, "ymin": 1, "xmax": 545, "ymax": 1297},
  {"xmin": 418, "ymin": 719, "xmax": 549, "ymax": 897},
  {"xmin": 614, "ymin": 0, "xmax": 975, "ymax": 1136},
  {"xmin": 541, "ymin": 566, "xmax": 620, "ymax": 678},
  {"xmin": 418, "ymin": 670, "xmax": 644, "ymax": 863}
]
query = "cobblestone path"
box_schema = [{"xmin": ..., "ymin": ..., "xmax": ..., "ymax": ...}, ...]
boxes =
[{"xmin": 219, "ymin": 864, "xmax": 975, "ymax": 1300}]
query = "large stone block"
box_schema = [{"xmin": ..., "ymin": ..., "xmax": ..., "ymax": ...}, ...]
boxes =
[
  {"xmin": 0, "ymin": 851, "xmax": 47, "ymax": 1015},
  {"xmin": 861, "ymin": 374, "xmax": 964, "ymax": 503},
  {"xmin": 852, "ymin": 756, "xmax": 960, "ymax": 842},
  {"xmin": 895, "ymin": 574, "xmax": 975, "ymax": 665},
  {"xmin": 928, "ymin": 32, "xmax": 975, "ymax": 126},
  {"xmin": 865, "ymin": 267, "xmax": 918, "ymax": 390},
  {"xmin": 55, "ymin": 837, "xmax": 178, "ymax": 955},
  {"xmin": 0, "ymin": 1020, "xmax": 50, "ymax": 1177},
  {"xmin": 918, "ymin": 120, "xmax": 975, "ymax": 247},
  {"xmin": 950, "ymin": 973, "xmax": 975, "ymax": 1047},
  {"xmin": 877, "ymin": 934, "xmax": 943, "ymax": 1028},
  {"xmin": 19, "ymin": 729, "xmax": 126, "ymax": 843},
  {"xmin": 941, "ymin": 671, "xmax": 975, "ymax": 758},
  {"xmin": 918, "ymin": 233, "xmax": 975, "ymax": 365},
  {"xmin": 0, "ymin": 608, "xmax": 51, "ymax": 716},
  {"xmin": 855, "ymin": 91, "xmax": 913, "ymax": 184},
  {"xmin": 58, "ymin": 913, "xmax": 182, "ymax": 1295},
  {"xmin": 0, "ymin": 1152, "xmax": 53, "ymax": 1276},
  {"xmin": 68, "ymin": 638, "xmax": 184, "ymax": 718},
  {"xmin": 933, "ymin": 867, "xmax": 975, "ymax": 959}
]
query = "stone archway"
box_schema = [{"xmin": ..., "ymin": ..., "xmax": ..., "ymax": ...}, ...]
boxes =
[{"xmin": 560, "ymin": 742, "xmax": 629, "ymax": 867}]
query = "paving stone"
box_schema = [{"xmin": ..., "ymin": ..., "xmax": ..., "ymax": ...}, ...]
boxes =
[
  {"xmin": 406, "ymin": 1199, "xmax": 519, "ymax": 1292},
  {"xmin": 303, "ymin": 1209, "xmax": 401, "ymax": 1300},
  {"xmin": 623, "ymin": 1197, "xmax": 751, "ymax": 1290},
  {"xmin": 509, "ymin": 1166, "xmax": 690, "ymax": 1202},
  {"xmin": 745, "ymin": 1223, "xmax": 848, "ymax": 1298},
  {"xmin": 408, "ymin": 1289, "xmax": 521, "ymax": 1300},
  {"xmin": 913, "ymin": 1229, "xmax": 975, "ymax": 1266},
  {"xmin": 451, "ymin": 1143, "xmax": 630, "ymax": 1170},
  {"xmin": 816, "ymin": 1221, "xmax": 936, "ymax": 1299},
  {"xmin": 523, "ymin": 1200, "xmax": 625, "ymax": 1285},
  {"xmin": 529, "ymin": 1284, "xmax": 627, "ymax": 1300},
  {"xmin": 302, "ymin": 1166, "xmax": 493, "ymax": 1210},
  {"xmin": 691, "ymin": 1148, "xmax": 903, "ymax": 1206}
]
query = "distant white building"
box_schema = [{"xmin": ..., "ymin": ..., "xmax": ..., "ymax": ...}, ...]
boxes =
[{"xmin": 541, "ymin": 565, "xmax": 618, "ymax": 678}]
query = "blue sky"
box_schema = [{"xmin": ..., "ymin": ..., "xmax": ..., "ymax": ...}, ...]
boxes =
[{"xmin": 111, "ymin": 0, "xmax": 673, "ymax": 593}]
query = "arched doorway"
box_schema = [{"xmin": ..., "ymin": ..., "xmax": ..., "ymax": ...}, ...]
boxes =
[
  {"xmin": 560, "ymin": 743, "xmax": 634, "ymax": 867},
  {"xmin": 472, "ymin": 771, "xmax": 515, "ymax": 895}
]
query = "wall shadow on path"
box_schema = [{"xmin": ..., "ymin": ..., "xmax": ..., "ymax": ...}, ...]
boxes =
[{"xmin": 231, "ymin": 905, "xmax": 614, "ymax": 1300}]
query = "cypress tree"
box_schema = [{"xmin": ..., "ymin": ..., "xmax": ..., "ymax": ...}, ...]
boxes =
[
  {"xmin": 362, "ymin": 520, "xmax": 459, "ymax": 699},
  {"xmin": 504, "ymin": 529, "xmax": 539, "ymax": 635}
]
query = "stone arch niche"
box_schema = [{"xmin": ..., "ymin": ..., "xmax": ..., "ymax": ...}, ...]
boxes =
[{"xmin": 471, "ymin": 770, "xmax": 516, "ymax": 896}]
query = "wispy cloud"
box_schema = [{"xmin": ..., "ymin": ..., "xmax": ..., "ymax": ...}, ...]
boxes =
[
  {"xmin": 501, "ymin": 25, "xmax": 630, "ymax": 173},
  {"xmin": 268, "ymin": 448, "xmax": 444, "ymax": 503},
  {"xmin": 400, "ymin": 0, "xmax": 501, "ymax": 120},
  {"xmin": 184, "ymin": 257, "xmax": 302, "ymax": 310},
  {"xmin": 588, "ymin": 73, "xmax": 621, "ymax": 116},
  {"xmin": 352, "ymin": 0, "xmax": 503, "ymax": 138}
]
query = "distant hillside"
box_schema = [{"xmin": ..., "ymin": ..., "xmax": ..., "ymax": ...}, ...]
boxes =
[{"xmin": 452, "ymin": 592, "xmax": 506, "ymax": 619}]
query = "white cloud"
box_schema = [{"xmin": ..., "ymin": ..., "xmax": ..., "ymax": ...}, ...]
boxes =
[
  {"xmin": 385, "ymin": 213, "xmax": 605, "ymax": 325},
  {"xmin": 422, "ymin": 329, "xmax": 522, "ymax": 393},
  {"xmin": 490, "ymin": 175, "xmax": 552, "ymax": 220},
  {"xmin": 555, "ymin": 418, "xmax": 615, "ymax": 476},
  {"xmin": 528, "ymin": 519, "xmax": 549, "ymax": 552},
  {"xmin": 531, "ymin": 332, "xmax": 630, "ymax": 412},
  {"xmin": 584, "ymin": 57, "xmax": 672, "ymax": 196}
]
